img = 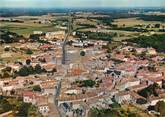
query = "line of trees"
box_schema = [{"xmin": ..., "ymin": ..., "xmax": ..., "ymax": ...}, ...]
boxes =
[
  {"xmin": 0, "ymin": 30, "xmax": 23, "ymax": 43},
  {"xmin": 126, "ymin": 34, "xmax": 165, "ymax": 52},
  {"xmin": 18, "ymin": 64, "xmax": 45, "ymax": 76},
  {"xmin": 139, "ymin": 15, "xmax": 165, "ymax": 22},
  {"xmin": 77, "ymin": 31, "xmax": 113, "ymax": 41}
]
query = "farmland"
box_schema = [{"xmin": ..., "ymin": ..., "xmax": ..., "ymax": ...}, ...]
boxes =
[
  {"xmin": 0, "ymin": 15, "xmax": 60, "ymax": 37},
  {"xmin": 112, "ymin": 17, "xmax": 165, "ymax": 27}
]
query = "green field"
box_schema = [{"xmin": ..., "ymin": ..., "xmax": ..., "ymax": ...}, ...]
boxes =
[{"xmin": 0, "ymin": 21, "xmax": 59, "ymax": 37}]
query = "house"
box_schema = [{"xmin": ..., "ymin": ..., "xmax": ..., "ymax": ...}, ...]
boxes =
[
  {"xmin": 130, "ymin": 92, "xmax": 147, "ymax": 104},
  {"xmin": 105, "ymin": 68, "xmax": 123, "ymax": 79},
  {"xmin": 136, "ymin": 48, "xmax": 146, "ymax": 54},
  {"xmin": 59, "ymin": 102, "xmax": 86, "ymax": 117},
  {"xmin": 39, "ymin": 44, "xmax": 53, "ymax": 51},
  {"xmin": 116, "ymin": 59, "xmax": 139, "ymax": 68},
  {"xmin": 94, "ymin": 41, "xmax": 108, "ymax": 46},
  {"xmin": 64, "ymin": 89, "xmax": 81, "ymax": 95},
  {"xmin": 72, "ymin": 41, "xmax": 84, "ymax": 47},
  {"xmin": 23, "ymin": 91, "xmax": 38, "ymax": 104},
  {"xmin": 71, "ymin": 104, "xmax": 86, "ymax": 117},
  {"xmin": 23, "ymin": 91, "xmax": 50, "ymax": 115},
  {"xmin": 1, "ymin": 84, "xmax": 14, "ymax": 92},
  {"xmin": 59, "ymin": 26, "xmax": 67, "ymax": 30},
  {"xmin": 45, "ymin": 31, "xmax": 65, "ymax": 40},
  {"xmin": 40, "ymin": 80, "xmax": 57, "ymax": 95},
  {"xmin": 117, "ymin": 79, "xmax": 140, "ymax": 91},
  {"xmin": 146, "ymin": 48, "xmax": 157, "ymax": 56},
  {"xmin": 36, "ymin": 96, "xmax": 50, "ymax": 115},
  {"xmin": 69, "ymin": 68, "xmax": 82, "ymax": 76},
  {"xmin": 115, "ymin": 91, "xmax": 132, "ymax": 104},
  {"xmin": 42, "ymin": 63, "xmax": 56, "ymax": 73},
  {"xmin": 39, "ymin": 20, "xmax": 51, "ymax": 24},
  {"xmin": 33, "ymin": 31, "xmax": 43, "ymax": 35},
  {"xmin": 59, "ymin": 102, "xmax": 72, "ymax": 117},
  {"xmin": 149, "ymin": 97, "xmax": 165, "ymax": 106},
  {"xmin": 128, "ymin": 84, "xmax": 148, "ymax": 92},
  {"xmin": 1, "ymin": 80, "xmax": 19, "ymax": 92}
]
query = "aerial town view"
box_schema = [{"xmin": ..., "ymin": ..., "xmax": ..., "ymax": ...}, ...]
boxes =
[{"xmin": 0, "ymin": 0, "xmax": 165, "ymax": 117}]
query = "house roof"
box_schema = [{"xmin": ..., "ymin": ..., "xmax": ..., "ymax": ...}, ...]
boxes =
[
  {"xmin": 42, "ymin": 64, "xmax": 56, "ymax": 71},
  {"xmin": 23, "ymin": 91, "xmax": 38, "ymax": 98},
  {"xmin": 61, "ymin": 102, "xmax": 72, "ymax": 110},
  {"xmin": 37, "ymin": 96, "xmax": 49, "ymax": 106},
  {"xmin": 106, "ymin": 69, "xmax": 121, "ymax": 76},
  {"xmin": 116, "ymin": 91, "xmax": 130, "ymax": 97},
  {"xmin": 40, "ymin": 80, "xmax": 57, "ymax": 89}
]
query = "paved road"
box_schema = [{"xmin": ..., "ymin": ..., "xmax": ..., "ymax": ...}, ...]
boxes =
[
  {"xmin": 54, "ymin": 81, "xmax": 62, "ymax": 117},
  {"xmin": 62, "ymin": 13, "xmax": 72, "ymax": 65}
]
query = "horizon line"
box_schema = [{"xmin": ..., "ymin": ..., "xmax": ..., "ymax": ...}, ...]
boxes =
[{"xmin": 0, "ymin": 6, "xmax": 165, "ymax": 9}]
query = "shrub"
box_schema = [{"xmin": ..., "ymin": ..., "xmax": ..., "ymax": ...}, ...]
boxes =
[
  {"xmin": 32, "ymin": 85, "xmax": 41, "ymax": 92},
  {"xmin": 26, "ymin": 49, "xmax": 33, "ymax": 55}
]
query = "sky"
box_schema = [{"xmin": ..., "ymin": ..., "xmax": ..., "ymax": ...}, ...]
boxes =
[{"xmin": 0, "ymin": 0, "xmax": 165, "ymax": 8}]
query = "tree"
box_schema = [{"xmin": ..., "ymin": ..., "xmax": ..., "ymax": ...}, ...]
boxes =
[
  {"xmin": 28, "ymin": 66, "xmax": 34, "ymax": 74},
  {"xmin": 4, "ymin": 47, "xmax": 10, "ymax": 51},
  {"xmin": 18, "ymin": 66, "xmax": 29, "ymax": 76},
  {"xmin": 110, "ymin": 102, "xmax": 121, "ymax": 108},
  {"xmin": 76, "ymin": 80, "xmax": 96, "ymax": 87},
  {"xmin": 127, "ymin": 34, "xmax": 165, "ymax": 53},
  {"xmin": 34, "ymin": 64, "xmax": 43, "ymax": 74},
  {"xmin": 28, "ymin": 105, "xmax": 38, "ymax": 117},
  {"xmin": 80, "ymin": 50, "xmax": 86, "ymax": 57},
  {"xmin": 0, "ymin": 31, "xmax": 20, "ymax": 43},
  {"xmin": 32, "ymin": 85, "xmax": 41, "ymax": 92},
  {"xmin": 16, "ymin": 102, "xmax": 31, "ymax": 117},
  {"xmin": 155, "ymin": 24, "xmax": 160, "ymax": 28},
  {"xmin": 29, "ymin": 34, "xmax": 40, "ymax": 41},
  {"xmin": 1, "ymin": 99, "xmax": 12, "ymax": 112},
  {"xmin": 155, "ymin": 101, "xmax": 165, "ymax": 116},
  {"xmin": 26, "ymin": 59, "xmax": 31, "ymax": 65}
]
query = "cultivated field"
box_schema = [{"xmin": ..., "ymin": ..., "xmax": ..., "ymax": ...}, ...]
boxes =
[
  {"xmin": 0, "ymin": 15, "xmax": 60, "ymax": 37},
  {"xmin": 113, "ymin": 17, "xmax": 165, "ymax": 27}
]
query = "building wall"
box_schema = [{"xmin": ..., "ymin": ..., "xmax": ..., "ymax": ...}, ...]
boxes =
[
  {"xmin": 115, "ymin": 94, "xmax": 131, "ymax": 104},
  {"xmin": 43, "ymin": 88, "xmax": 56, "ymax": 95},
  {"xmin": 45, "ymin": 31, "xmax": 65, "ymax": 40},
  {"xmin": 23, "ymin": 96, "xmax": 36, "ymax": 105},
  {"xmin": 150, "ymin": 99, "xmax": 165, "ymax": 106},
  {"xmin": 39, "ymin": 106, "xmax": 49, "ymax": 114}
]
